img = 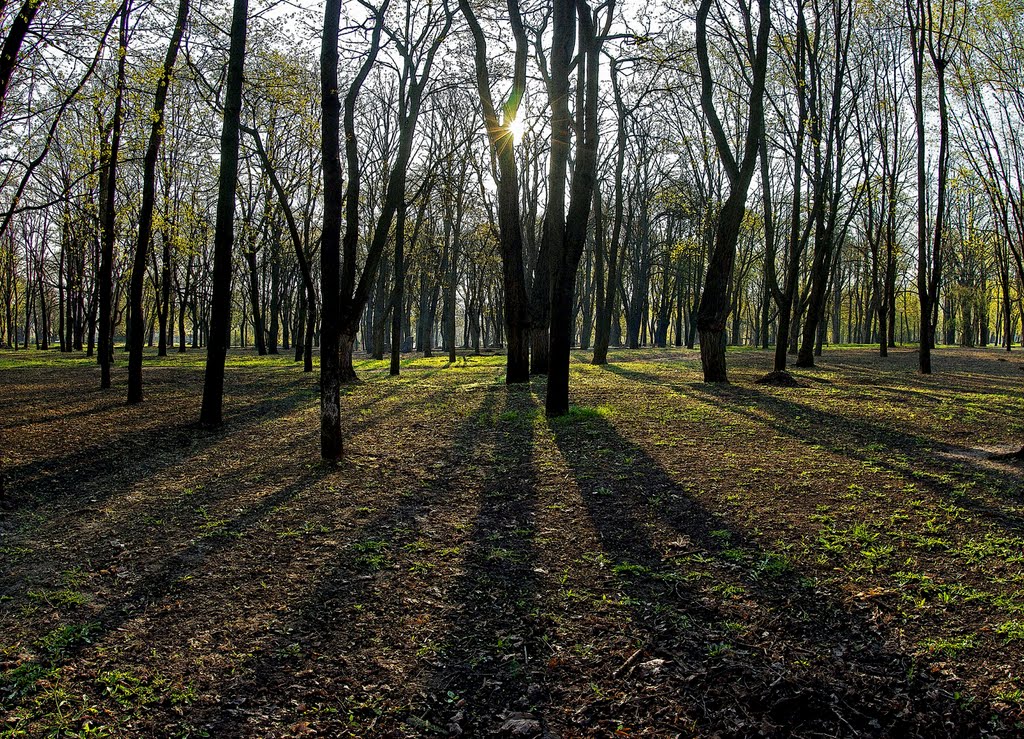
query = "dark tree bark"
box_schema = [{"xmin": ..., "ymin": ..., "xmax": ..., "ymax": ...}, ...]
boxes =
[
  {"xmin": 336, "ymin": 5, "xmax": 390, "ymax": 383},
  {"xmin": 694, "ymin": 0, "xmax": 770, "ymax": 382},
  {"xmin": 98, "ymin": 3, "xmax": 130, "ymax": 390},
  {"xmin": 268, "ymin": 221, "xmax": 280, "ymax": 354},
  {"xmin": 158, "ymin": 229, "xmax": 172, "ymax": 357},
  {"xmin": 907, "ymin": 0, "xmax": 959, "ymax": 374},
  {"xmin": 126, "ymin": 0, "xmax": 188, "ymax": 403},
  {"xmin": 0, "ymin": 0, "xmax": 42, "ymax": 119},
  {"xmin": 533, "ymin": 0, "xmax": 575, "ymax": 379},
  {"xmin": 769, "ymin": 2, "xmax": 814, "ymax": 373},
  {"xmin": 319, "ymin": 0, "xmax": 344, "ymax": 460},
  {"xmin": 390, "ymin": 194, "xmax": 406, "ymax": 376},
  {"xmin": 459, "ymin": 0, "xmax": 531, "ymax": 384},
  {"xmin": 796, "ymin": 0, "xmax": 856, "ymax": 368},
  {"xmin": 243, "ymin": 238, "xmax": 266, "ymax": 355},
  {"xmin": 199, "ymin": 0, "xmax": 247, "ymax": 427},
  {"xmin": 547, "ymin": 0, "xmax": 605, "ymax": 416}
]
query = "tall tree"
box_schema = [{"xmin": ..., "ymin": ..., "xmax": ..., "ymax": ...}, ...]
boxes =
[
  {"xmin": 199, "ymin": 0, "xmax": 247, "ymax": 427},
  {"xmin": 766, "ymin": 0, "xmax": 812, "ymax": 374},
  {"xmin": 546, "ymin": 0, "xmax": 607, "ymax": 415},
  {"xmin": 126, "ymin": 0, "xmax": 189, "ymax": 404},
  {"xmin": 794, "ymin": 0, "xmax": 857, "ymax": 368},
  {"xmin": 458, "ymin": 0, "xmax": 531, "ymax": 384},
  {"xmin": 694, "ymin": 0, "xmax": 770, "ymax": 382},
  {"xmin": 319, "ymin": 0, "xmax": 344, "ymax": 460},
  {"xmin": 98, "ymin": 1, "xmax": 130, "ymax": 390},
  {"xmin": 907, "ymin": 0, "xmax": 963, "ymax": 373}
]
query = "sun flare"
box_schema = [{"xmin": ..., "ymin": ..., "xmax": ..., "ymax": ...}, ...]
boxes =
[{"xmin": 508, "ymin": 116, "xmax": 526, "ymax": 144}]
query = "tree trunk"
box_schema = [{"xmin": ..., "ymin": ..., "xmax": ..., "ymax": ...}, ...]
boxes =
[
  {"xmin": 268, "ymin": 229, "xmax": 280, "ymax": 354},
  {"xmin": 390, "ymin": 193, "xmax": 406, "ymax": 376},
  {"xmin": 244, "ymin": 244, "xmax": 267, "ymax": 355},
  {"xmin": 98, "ymin": 4, "xmax": 129, "ymax": 390},
  {"xmin": 547, "ymin": 0, "xmax": 600, "ymax": 416},
  {"xmin": 319, "ymin": 0, "xmax": 344, "ymax": 459},
  {"xmin": 459, "ymin": 0, "xmax": 530, "ymax": 384},
  {"xmin": 199, "ymin": 0, "xmax": 247, "ymax": 427},
  {"xmin": 128, "ymin": 0, "xmax": 188, "ymax": 402},
  {"xmin": 695, "ymin": 0, "xmax": 770, "ymax": 383},
  {"xmin": 158, "ymin": 233, "xmax": 172, "ymax": 357},
  {"xmin": 697, "ymin": 192, "xmax": 746, "ymax": 382}
]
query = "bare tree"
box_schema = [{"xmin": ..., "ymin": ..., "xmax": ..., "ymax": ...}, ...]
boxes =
[
  {"xmin": 458, "ymin": 0, "xmax": 532, "ymax": 384},
  {"xmin": 199, "ymin": 0, "xmax": 248, "ymax": 427},
  {"xmin": 126, "ymin": 0, "xmax": 190, "ymax": 404},
  {"xmin": 694, "ymin": 0, "xmax": 770, "ymax": 382}
]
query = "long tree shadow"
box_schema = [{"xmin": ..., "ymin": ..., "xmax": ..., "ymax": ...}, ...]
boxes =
[
  {"xmin": 548, "ymin": 411, "xmax": 1006, "ymax": 737},
  {"xmin": 0, "ymin": 378, "xmax": 494, "ymax": 737},
  {"xmin": 415, "ymin": 387, "xmax": 547, "ymax": 735},
  {"xmin": 0, "ymin": 372, "xmax": 465, "ymax": 689},
  {"xmin": 1, "ymin": 364, "xmax": 455, "ymax": 526},
  {"xmin": 686, "ymin": 382, "xmax": 1024, "ymax": 537},
  {"xmin": 0, "ymin": 368, "xmax": 459, "ymax": 599},
  {"xmin": 197, "ymin": 385, "xmax": 547, "ymax": 736},
  {"xmin": 2, "ymin": 375, "xmax": 317, "ymax": 513},
  {"xmin": 603, "ymin": 362, "xmax": 1024, "ymax": 538}
]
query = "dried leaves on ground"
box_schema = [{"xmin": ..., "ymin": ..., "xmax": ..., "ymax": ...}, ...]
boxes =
[{"xmin": 1, "ymin": 346, "xmax": 1022, "ymax": 737}]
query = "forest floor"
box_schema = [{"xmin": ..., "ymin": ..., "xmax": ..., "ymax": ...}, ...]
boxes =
[{"xmin": 1, "ymin": 345, "xmax": 1023, "ymax": 738}]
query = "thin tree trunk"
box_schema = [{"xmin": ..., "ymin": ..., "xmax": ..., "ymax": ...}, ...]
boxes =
[
  {"xmin": 320, "ymin": 0, "xmax": 344, "ymax": 459},
  {"xmin": 98, "ymin": 4, "xmax": 129, "ymax": 389},
  {"xmin": 390, "ymin": 194, "xmax": 406, "ymax": 376},
  {"xmin": 199, "ymin": 0, "xmax": 247, "ymax": 427},
  {"xmin": 127, "ymin": 0, "xmax": 188, "ymax": 402}
]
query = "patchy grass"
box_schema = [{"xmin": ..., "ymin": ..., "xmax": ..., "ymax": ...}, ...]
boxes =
[{"xmin": 0, "ymin": 345, "xmax": 1022, "ymax": 736}]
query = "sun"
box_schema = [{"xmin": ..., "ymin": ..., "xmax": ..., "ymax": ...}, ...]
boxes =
[{"xmin": 507, "ymin": 116, "xmax": 526, "ymax": 145}]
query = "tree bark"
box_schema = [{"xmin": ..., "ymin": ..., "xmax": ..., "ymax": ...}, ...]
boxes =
[
  {"xmin": 319, "ymin": 0, "xmax": 344, "ymax": 459},
  {"xmin": 694, "ymin": 0, "xmax": 770, "ymax": 382},
  {"xmin": 390, "ymin": 195, "xmax": 406, "ymax": 376},
  {"xmin": 459, "ymin": 0, "xmax": 531, "ymax": 383},
  {"xmin": 127, "ymin": 0, "xmax": 188, "ymax": 403},
  {"xmin": 0, "ymin": 0, "xmax": 42, "ymax": 119},
  {"xmin": 199, "ymin": 0, "xmax": 247, "ymax": 427},
  {"xmin": 547, "ymin": 0, "xmax": 603, "ymax": 416},
  {"xmin": 98, "ymin": 3, "xmax": 129, "ymax": 390}
]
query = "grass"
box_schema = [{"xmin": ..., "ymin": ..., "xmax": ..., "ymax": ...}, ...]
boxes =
[{"xmin": 1, "ymin": 345, "xmax": 1023, "ymax": 736}]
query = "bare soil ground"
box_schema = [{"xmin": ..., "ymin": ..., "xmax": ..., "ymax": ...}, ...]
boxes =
[{"xmin": 1, "ymin": 345, "xmax": 1023, "ymax": 738}]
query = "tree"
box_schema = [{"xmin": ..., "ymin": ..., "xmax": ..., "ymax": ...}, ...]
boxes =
[
  {"xmin": 694, "ymin": 0, "xmax": 770, "ymax": 382},
  {"xmin": 319, "ymin": 0, "xmax": 345, "ymax": 460},
  {"xmin": 98, "ymin": 1, "xmax": 130, "ymax": 390},
  {"xmin": 241, "ymin": 123, "xmax": 317, "ymax": 372},
  {"xmin": 907, "ymin": 0, "xmax": 964, "ymax": 374},
  {"xmin": 794, "ymin": 0, "xmax": 858, "ymax": 368},
  {"xmin": 199, "ymin": 0, "xmax": 248, "ymax": 427},
  {"xmin": 126, "ymin": 0, "xmax": 189, "ymax": 404},
  {"xmin": 546, "ymin": 0, "xmax": 608, "ymax": 415},
  {"xmin": 458, "ymin": 0, "xmax": 532, "ymax": 384}
]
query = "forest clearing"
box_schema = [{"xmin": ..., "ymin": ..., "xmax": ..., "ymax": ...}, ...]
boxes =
[
  {"xmin": 2, "ymin": 0, "xmax": 1024, "ymax": 734},
  {"xmin": 2, "ymin": 346, "xmax": 1023, "ymax": 737}
]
